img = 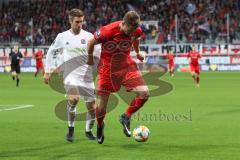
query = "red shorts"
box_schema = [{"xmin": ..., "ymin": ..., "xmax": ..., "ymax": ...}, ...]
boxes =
[
  {"xmin": 97, "ymin": 68, "xmax": 146, "ymax": 96},
  {"xmin": 168, "ymin": 63, "xmax": 175, "ymax": 70},
  {"xmin": 36, "ymin": 62, "xmax": 44, "ymax": 70},
  {"xmin": 190, "ymin": 64, "xmax": 200, "ymax": 75}
]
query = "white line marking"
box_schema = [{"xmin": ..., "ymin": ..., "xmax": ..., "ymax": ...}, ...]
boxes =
[
  {"xmin": 0, "ymin": 105, "xmax": 34, "ymax": 112},
  {"xmin": 0, "ymin": 104, "xmax": 33, "ymax": 107}
]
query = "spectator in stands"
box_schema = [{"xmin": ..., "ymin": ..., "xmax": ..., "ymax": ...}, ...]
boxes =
[{"xmin": 0, "ymin": 0, "xmax": 239, "ymax": 45}]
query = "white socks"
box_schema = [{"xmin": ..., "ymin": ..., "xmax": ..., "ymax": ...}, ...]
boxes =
[
  {"xmin": 85, "ymin": 111, "xmax": 95, "ymax": 132},
  {"xmin": 67, "ymin": 101, "xmax": 76, "ymax": 127}
]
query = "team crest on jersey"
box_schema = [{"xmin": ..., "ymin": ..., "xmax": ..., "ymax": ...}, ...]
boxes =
[{"xmin": 81, "ymin": 39, "xmax": 86, "ymax": 44}]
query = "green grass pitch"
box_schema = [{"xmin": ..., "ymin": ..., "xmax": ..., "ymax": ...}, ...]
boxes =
[{"xmin": 0, "ymin": 72, "xmax": 240, "ymax": 160}]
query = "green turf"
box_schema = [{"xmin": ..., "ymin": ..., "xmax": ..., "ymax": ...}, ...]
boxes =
[{"xmin": 0, "ymin": 72, "xmax": 240, "ymax": 160}]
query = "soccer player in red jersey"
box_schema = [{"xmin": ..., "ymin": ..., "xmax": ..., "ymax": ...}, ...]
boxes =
[
  {"xmin": 34, "ymin": 49, "xmax": 44, "ymax": 77},
  {"xmin": 187, "ymin": 46, "xmax": 202, "ymax": 87},
  {"xmin": 87, "ymin": 11, "xmax": 149, "ymax": 144},
  {"xmin": 167, "ymin": 49, "xmax": 175, "ymax": 77}
]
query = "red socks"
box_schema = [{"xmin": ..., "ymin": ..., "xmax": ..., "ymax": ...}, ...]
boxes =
[{"xmin": 125, "ymin": 97, "xmax": 148, "ymax": 117}]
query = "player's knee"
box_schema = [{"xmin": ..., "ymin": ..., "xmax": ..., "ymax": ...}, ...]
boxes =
[
  {"xmin": 68, "ymin": 96, "xmax": 79, "ymax": 106},
  {"xmin": 192, "ymin": 73, "xmax": 196, "ymax": 78},
  {"xmin": 139, "ymin": 90, "xmax": 150, "ymax": 100}
]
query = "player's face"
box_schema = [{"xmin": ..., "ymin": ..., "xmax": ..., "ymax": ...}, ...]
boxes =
[
  {"xmin": 122, "ymin": 23, "xmax": 138, "ymax": 35},
  {"xmin": 70, "ymin": 16, "xmax": 84, "ymax": 34},
  {"xmin": 13, "ymin": 45, "xmax": 19, "ymax": 52}
]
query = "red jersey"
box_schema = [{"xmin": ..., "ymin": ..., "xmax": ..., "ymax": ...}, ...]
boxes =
[
  {"xmin": 167, "ymin": 54, "xmax": 174, "ymax": 64},
  {"xmin": 34, "ymin": 50, "xmax": 43, "ymax": 63},
  {"xmin": 94, "ymin": 21, "xmax": 142, "ymax": 72},
  {"xmin": 187, "ymin": 51, "xmax": 201, "ymax": 66}
]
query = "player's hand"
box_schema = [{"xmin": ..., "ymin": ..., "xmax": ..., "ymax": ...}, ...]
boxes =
[
  {"xmin": 43, "ymin": 73, "xmax": 51, "ymax": 84},
  {"xmin": 137, "ymin": 53, "xmax": 144, "ymax": 62}
]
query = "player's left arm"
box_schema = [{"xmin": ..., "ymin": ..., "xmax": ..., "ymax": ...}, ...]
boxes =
[
  {"xmin": 187, "ymin": 52, "xmax": 191, "ymax": 64},
  {"xmin": 133, "ymin": 27, "xmax": 144, "ymax": 62}
]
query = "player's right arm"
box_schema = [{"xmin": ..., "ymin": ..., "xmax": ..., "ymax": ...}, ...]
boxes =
[
  {"xmin": 44, "ymin": 34, "xmax": 62, "ymax": 84},
  {"xmin": 187, "ymin": 52, "xmax": 191, "ymax": 64}
]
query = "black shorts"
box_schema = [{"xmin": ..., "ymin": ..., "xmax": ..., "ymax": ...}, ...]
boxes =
[{"xmin": 11, "ymin": 65, "xmax": 21, "ymax": 74}]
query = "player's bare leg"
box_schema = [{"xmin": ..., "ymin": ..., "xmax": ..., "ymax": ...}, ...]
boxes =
[
  {"xmin": 191, "ymin": 72, "xmax": 197, "ymax": 84},
  {"xmin": 35, "ymin": 68, "xmax": 44, "ymax": 77},
  {"xmin": 168, "ymin": 65, "xmax": 174, "ymax": 78},
  {"xmin": 196, "ymin": 74, "xmax": 200, "ymax": 88},
  {"xmin": 120, "ymin": 85, "xmax": 149, "ymax": 137},
  {"xmin": 41, "ymin": 69, "xmax": 45, "ymax": 76},
  {"xmin": 168, "ymin": 68, "xmax": 172, "ymax": 77},
  {"xmin": 34, "ymin": 69, "xmax": 39, "ymax": 77},
  {"xmin": 96, "ymin": 94, "xmax": 109, "ymax": 144},
  {"xmin": 85, "ymin": 101, "xmax": 96, "ymax": 140},
  {"xmin": 191, "ymin": 72, "xmax": 199, "ymax": 87},
  {"xmin": 170, "ymin": 68, "xmax": 174, "ymax": 77},
  {"xmin": 11, "ymin": 71, "xmax": 16, "ymax": 80},
  {"xmin": 66, "ymin": 88, "xmax": 79, "ymax": 142}
]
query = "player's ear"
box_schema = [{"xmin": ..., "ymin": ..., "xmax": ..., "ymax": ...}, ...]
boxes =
[{"xmin": 68, "ymin": 16, "xmax": 73, "ymax": 25}]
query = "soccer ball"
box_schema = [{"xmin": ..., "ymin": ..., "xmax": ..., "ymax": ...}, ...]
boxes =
[{"xmin": 133, "ymin": 125, "xmax": 150, "ymax": 142}]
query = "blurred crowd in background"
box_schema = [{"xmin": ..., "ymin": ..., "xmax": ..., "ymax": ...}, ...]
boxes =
[{"xmin": 0, "ymin": 0, "xmax": 240, "ymax": 45}]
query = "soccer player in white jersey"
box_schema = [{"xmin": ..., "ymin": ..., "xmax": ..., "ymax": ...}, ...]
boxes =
[{"xmin": 44, "ymin": 9, "xmax": 99, "ymax": 142}]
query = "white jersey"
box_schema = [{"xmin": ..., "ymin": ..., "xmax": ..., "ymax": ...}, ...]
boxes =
[
  {"xmin": 45, "ymin": 29, "xmax": 100, "ymax": 85},
  {"xmin": 45, "ymin": 29, "xmax": 100, "ymax": 102}
]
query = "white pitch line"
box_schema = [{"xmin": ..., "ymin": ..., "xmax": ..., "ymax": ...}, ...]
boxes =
[
  {"xmin": 0, "ymin": 104, "xmax": 33, "ymax": 107},
  {"xmin": 0, "ymin": 105, "xmax": 34, "ymax": 111}
]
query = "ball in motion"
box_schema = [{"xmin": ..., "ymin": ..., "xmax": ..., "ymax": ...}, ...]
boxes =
[{"xmin": 133, "ymin": 125, "xmax": 150, "ymax": 142}]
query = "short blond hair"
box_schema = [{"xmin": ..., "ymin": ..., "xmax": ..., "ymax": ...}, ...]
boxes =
[
  {"xmin": 69, "ymin": 8, "xmax": 84, "ymax": 21},
  {"xmin": 123, "ymin": 11, "xmax": 140, "ymax": 28}
]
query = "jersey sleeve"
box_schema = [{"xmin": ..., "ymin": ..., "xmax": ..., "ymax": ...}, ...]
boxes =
[
  {"xmin": 133, "ymin": 27, "xmax": 142, "ymax": 38},
  {"xmin": 45, "ymin": 33, "xmax": 63, "ymax": 73},
  {"xmin": 94, "ymin": 27, "xmax": 110, "ymax": 43}
]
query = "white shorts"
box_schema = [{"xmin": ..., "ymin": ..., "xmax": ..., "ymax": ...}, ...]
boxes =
[{"xmin": 64, "ymin": 73, "xmax": 95, "ymax": 102}]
